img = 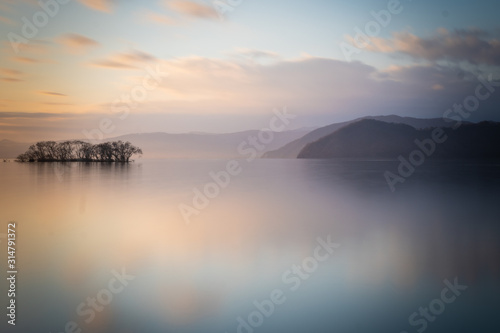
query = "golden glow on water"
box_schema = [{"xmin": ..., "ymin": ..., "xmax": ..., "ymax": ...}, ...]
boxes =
[{"xmin": 0, "ymin": 160, "xmax": 499, "ymax": 331}]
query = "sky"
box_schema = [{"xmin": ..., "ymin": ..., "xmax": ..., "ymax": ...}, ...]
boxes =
[{"xmin": 1, "ymin": 0, "xmax": 500, "ymax": 141}]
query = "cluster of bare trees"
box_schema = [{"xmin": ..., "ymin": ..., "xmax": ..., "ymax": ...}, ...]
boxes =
[{"xmin": 16, "ymin": 140, "xmax": 143, "ymax": 162}]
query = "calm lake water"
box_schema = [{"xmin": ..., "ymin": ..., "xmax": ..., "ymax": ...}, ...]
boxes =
[{"xmin": 0, "ymin": 159, "xmax": 499, "ymax": 333}]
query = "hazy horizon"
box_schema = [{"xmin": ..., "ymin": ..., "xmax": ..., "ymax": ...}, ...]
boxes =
[{"xmin": 1, "ymin": 113, "xmax": 488, "ymax": 143}]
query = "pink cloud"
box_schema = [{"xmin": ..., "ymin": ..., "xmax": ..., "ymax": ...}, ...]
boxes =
[
  {"xmin": 167, "ymin": 0, "xmax": 218, "ymax": 20},
  {"xmin": 89, "ymin": 50, "xmax": 156, "ymax": 70},
  {"xmin": 58, "ymin": 33, "xmax": 99, "ymax": 53}
]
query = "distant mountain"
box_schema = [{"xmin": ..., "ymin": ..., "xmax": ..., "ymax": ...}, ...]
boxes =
[
  {"xmin": 104, "ymin": 128, "xmax": 311, "ymax": 159},
  {"xmin": 263, "ymin": 115, "xmax": 461, "ymax": 159},
  {"xmin": 297, "ymin": 119, "xmax": 500, "ymax": 159},
  {"xmin": 0, "ymin": 139, "xmax": 31, "ymax": 159}
]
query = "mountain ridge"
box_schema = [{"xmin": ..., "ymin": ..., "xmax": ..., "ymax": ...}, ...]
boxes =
[
  {"xmin": 263, "ymin": 115, "xmax": 465, "ymax": 159},
  {"xmin": 298, "ymin": 119, "xmax": 500, "ymax": 159}
]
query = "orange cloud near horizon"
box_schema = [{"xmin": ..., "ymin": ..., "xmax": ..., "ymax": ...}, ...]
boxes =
[{"xmin": 58, "ymin": 33, "xmax": 100, "ymax": 53}]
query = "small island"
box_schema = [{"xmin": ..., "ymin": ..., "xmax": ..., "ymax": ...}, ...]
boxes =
[{"xmin": 16, "ymin": 140, "xmax": 142, "ymax": 162}]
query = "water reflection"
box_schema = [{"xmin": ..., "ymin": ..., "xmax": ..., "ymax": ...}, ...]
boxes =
[{"xmin": 0, "ymin": 159, "xmax": 498, "ymax": 332}]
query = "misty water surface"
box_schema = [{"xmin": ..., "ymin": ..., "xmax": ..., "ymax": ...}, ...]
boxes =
[{"xmin": 0, "ymin": 159, "xmax": 498, "ymax": 332}]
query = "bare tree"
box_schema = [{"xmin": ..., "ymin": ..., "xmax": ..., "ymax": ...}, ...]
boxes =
[
  {"xmin": 16, "ymin": 141, "xmax": 142, "ymax": 162},
  {"xmin": 110, "ymin": 141, "xmax": 143, "ymax": 162}
]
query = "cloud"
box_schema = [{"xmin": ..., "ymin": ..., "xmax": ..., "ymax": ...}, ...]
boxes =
[
  {"xmin": 0, "ymin": 68, "xmax": 23, "ymax": 83},
  {"xmin": 4, "ymin": 52, "xmax": 500, "ymax": 140},
  {"xmin": 78, "ymin": 0, "xmax": 113, "ymax": 12},
  {"xmin": 58, "ymin": 34, "xmax": 99, "ymax": 53},
  {"xmin": 13, "ymin": 57, "xmax": 39, "ymax": 63},
  {"xmin": 167, "ymin": 0, "xmax": 218, "ymax": 20},
  {"xmin": 90, "ymin": 60, "xmax": 136, "ymax": 69},
  {"xmin": 0, "ymin": 78, "xmax": 23, "ymax": 83},
  {"xmin": 0, "ymin": 16, "xmax": 14, "ymax": 25},
  {"xmin": 143, "ymin": 11, "xmax": 177, "ymax": 25},
  {"xmin": 42, "ymin": 102, "xmax": 74, "ymax": 106},
  {"xmin": 0, "ymin": 112, "xmax": 74, "ymax": 119},
  {"xmin": 39, "ymin": 91, "xmax": 67, "ymax": 97},
  {"xmin": 90, "ymin": 50, "xmax": 156, "ymax": 69},
  {"xmin": 13, "ymin": 41, "xmax": 49, "ymax": 55},
  {"xmin": 117, "ymin": 50, "xmax": 156, "ymax": 62},
  {"xmin": 144, "ymin": 54, "xmax": 500, "ymax": 124},
  {"xmin": 360, "ymin": 28, "xmax": 500, "ymax": 66},
  {"xmin": 230, "ymin": 49, "xmax": 281, "ymax": 63},
  {"xmin": 159, "ymin": 55, "xmax": 381, "ymax": 103},
  {"xmin": 0, "ymin": 68, "xmax": 22, "ymax": 76},
  {"xmin": 6, "ymin": 41, "xmax": 49, "ymax": 63}
]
